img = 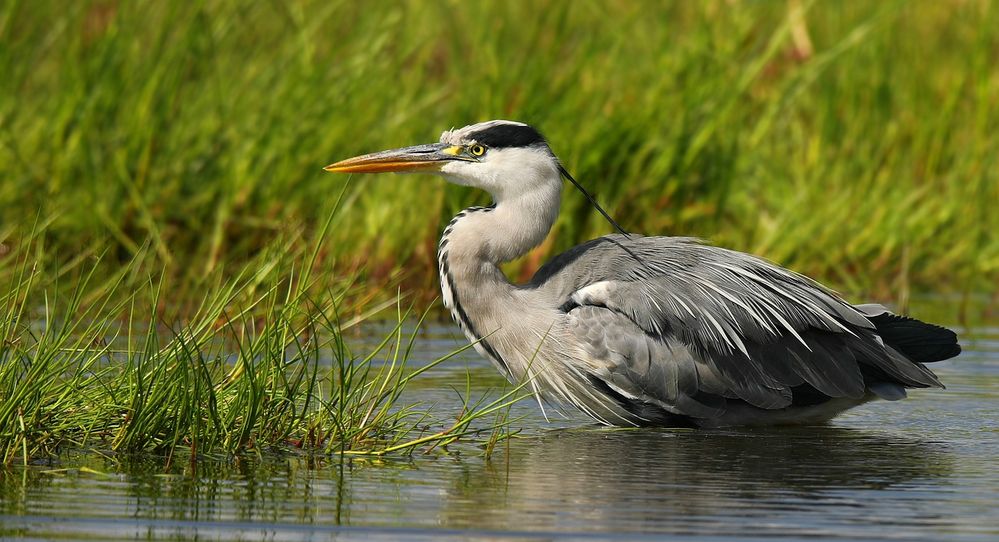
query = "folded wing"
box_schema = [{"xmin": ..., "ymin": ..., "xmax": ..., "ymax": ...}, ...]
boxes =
[{"xmin": 531, "ymin": 235, "xmax": 946, "ymax": 415}]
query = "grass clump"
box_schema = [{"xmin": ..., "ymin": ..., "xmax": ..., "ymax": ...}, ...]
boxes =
[{"xmin": 0, "ymin": 213, "xmax": 522, "ymax": 466}]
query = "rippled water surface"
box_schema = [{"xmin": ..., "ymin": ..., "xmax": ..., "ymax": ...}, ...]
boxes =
[{"xmin": 2, "ymin": 303, "xmax": 997, "ymax": 541}]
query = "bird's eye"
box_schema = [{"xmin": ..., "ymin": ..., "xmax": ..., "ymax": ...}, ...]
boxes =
[{"xmin": 469, "ymin": 144, "xmax": 486, "ymax": 157}]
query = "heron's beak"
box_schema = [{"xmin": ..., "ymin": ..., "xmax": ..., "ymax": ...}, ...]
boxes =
[{"xmin": 323, "ymin": 143, "xmax": 466, "ymax": 174}]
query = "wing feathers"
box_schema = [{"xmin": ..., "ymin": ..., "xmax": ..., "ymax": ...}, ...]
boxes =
[{"xmin": 544, "ymin": 235, "xmax": 951, "ymax": 419}]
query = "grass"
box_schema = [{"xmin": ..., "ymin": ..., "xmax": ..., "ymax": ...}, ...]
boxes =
[
  {"xmin": 0, "ymin": 247, "xmax": 525, "ymax": 465},
  {"xmin": 0, "ymin": 200, "xmax": 525, "ymax": 465},
  {"xmin": 0, "ymin": 0, "xmax": 996, "ymax": 303}
]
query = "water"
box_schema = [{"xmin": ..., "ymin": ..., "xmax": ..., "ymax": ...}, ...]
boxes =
[{"xmin": 2, "ymin": 307, "xmax": 997, "ymax": 541}]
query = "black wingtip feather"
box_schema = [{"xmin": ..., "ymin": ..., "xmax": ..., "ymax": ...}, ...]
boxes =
[{"xmin": 869, "ymin": 313, "xmax": 961, "ymax": 363}]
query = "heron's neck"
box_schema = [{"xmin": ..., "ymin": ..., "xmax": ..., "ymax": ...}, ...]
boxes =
[
  {"xmin": 436, "ymin": 183, "xmax": 561, "ymax": 380},
  {"xmin": 435, "ymin": 184, "xmax": 558, "ymax": 365},
  {"xmin": 440, "ymin": 183, "xmax": 561, "ymax": 273}
]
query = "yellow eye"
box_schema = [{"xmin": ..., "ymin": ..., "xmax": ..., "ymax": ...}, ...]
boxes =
[{"xmin": 469, "ymin": 144, "xmax": 486, "ymax": 157}]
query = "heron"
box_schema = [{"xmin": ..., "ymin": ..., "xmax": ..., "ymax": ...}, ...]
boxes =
[{"xmin": 324, "ymin": 120, "xmax": 960, "ymax": 427}]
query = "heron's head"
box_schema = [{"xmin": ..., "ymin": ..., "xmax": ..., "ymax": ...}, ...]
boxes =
[{"xmin": 324, "ymin": 120, "xmax": 561, "ymax": 202}]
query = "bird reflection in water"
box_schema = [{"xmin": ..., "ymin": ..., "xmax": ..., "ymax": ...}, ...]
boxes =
[{"xmin": 440, "ymin": 427, "xmax": 953, "ymax": 536}]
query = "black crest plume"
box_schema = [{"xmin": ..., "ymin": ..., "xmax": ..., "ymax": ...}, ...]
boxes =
[{"xmin": 558, "ymin": 164, "xmax": 628, "ymax": 236}]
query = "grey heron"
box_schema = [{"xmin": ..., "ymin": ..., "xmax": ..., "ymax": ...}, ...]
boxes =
[{"xmin": 324, "ymin": 120, "xmax": 960, "ymax": 427}]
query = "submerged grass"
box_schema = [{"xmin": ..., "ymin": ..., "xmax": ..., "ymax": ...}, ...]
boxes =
[{"xmin": 1, "ymin": 1, "xmax": 996, "ymax": 303}]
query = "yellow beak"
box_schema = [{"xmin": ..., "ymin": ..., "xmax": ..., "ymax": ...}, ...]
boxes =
[{"xmin": 324, "ymin": 143, "xmax": 467, "ymax": 174}]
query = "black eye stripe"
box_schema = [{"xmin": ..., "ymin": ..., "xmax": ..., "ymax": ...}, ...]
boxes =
[{"xmin": 466, "ymin": 123, "xmax": 546, "ymax": 148}]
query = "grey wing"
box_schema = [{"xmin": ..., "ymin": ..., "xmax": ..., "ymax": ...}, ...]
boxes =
[
  {"xmin": 565, "ymin": 304, "xmax": 729, "ymax": 421},
  {"xmin": 532, "ymin": 235, "xmax": 942, "ymax": 415}
]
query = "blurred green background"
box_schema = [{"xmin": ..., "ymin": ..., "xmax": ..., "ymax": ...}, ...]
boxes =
[{"xmin": 2, "ymin": 0, "xmax": 997, "ymax": 306}]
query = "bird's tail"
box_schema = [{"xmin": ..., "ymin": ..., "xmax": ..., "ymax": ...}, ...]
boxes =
[{"xmin": 856, "ymin": 304, "xmax": 961, "ymax": 363}]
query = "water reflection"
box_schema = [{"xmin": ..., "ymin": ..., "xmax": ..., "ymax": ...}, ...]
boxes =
[
  {"xmin": 116, "ymin": 453, "xmax": 366, "ymax": 527},
  {"xmin": 0, "ymin": 409, "xmax": 991, "ymax": 540},
  {"xmin": 442, "ymin": 426, "xmax": 954, "ymax": 535}
]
